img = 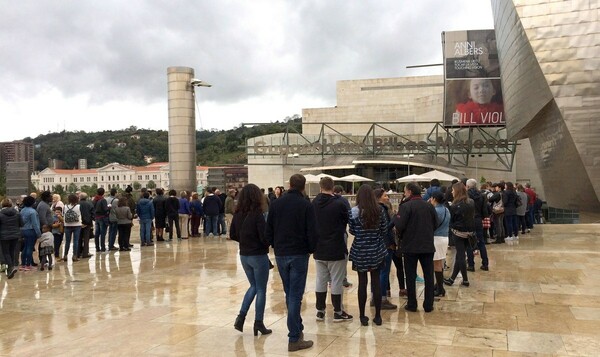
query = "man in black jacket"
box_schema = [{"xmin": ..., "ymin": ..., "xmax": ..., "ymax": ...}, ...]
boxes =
[
  {"xmin": 466, "ymin": 179, "xmax": 490, "ymax": 271},
  {"xmin": 393, "ymin": 183, "xmax": 437, "ymax": 313},
  {"xmin": 311, "ymin": 177, "xmax": 352, "ymax": 323},
  {"xmin": 266, "ymin": 174, "xmax": 317, "ymax": 352},
  {"xmin": 202, "ymin": 188, "xmax": 222, "ymax": 237}
]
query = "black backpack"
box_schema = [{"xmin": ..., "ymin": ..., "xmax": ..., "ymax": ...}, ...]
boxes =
[{"xmin": 64, "ymin": 205, "xmax": 79, "ymax": 223}]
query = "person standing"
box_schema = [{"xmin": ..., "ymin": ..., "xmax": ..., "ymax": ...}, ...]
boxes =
[
  {"xmin": 153, "ymin": 188, "xmax": 168, "ymax": 241},
  {"xmin": 177, "ymin": 191, "xmax": 191, "ymax": 239},
  {"xmin": 215, "ymin": 189, "xmax": 228, "ymax": 237},
  {"xmin": 230, "ymin": 184, "xmax": 273, "ymax": 336},
  {"xmin": 393, "ymin": 183, "xmax": 437, "ymax": 313},
  {"xmin": 374, "ymin": 188, "xmax": 399, "ymax": 310},
  {"xmin": 524, "ymin": 183, "xmax": 536, "ymax": 230},
  {"xmin": 349, "ymin": 184, "xmax": 387, "ymax": 326},
  {"xmin": 116, "ymin": 199, "xmax": 133, "ymax": 251},
  {"xmin": 189, "ymin": 192, "xmax": 203, "ymax": 237},
  {"xmin": 428, "ymin": 191, "xmax": 450, "ymax": 297},
  {"xmin": 78, "ymin": 192, "xmax": 94, "ymax": 259},
  {"xmin": 466, "ymin": 179, "xmax": 490, "ymax": 271},
  {"xmin": 266, "ymin": 174, "xmax": 317, "ymax": 352},
  {"xmin": 63, "ymin": 194, "xmax": 82, "ymax": 262},
  {"xmin": 0, "ymin": 199, "xmax": 23, "ymax": 279},
  {"xmin": 165, "ymin": 190, "xmax": 181, "ymax": 241},
  {"xmin": 312, "ymin": 177, "xmax": 353, "ymax": 323},
  {"xmin": 20, "ymin": 196, "xmax": 41, "ymax": 270},
  {"xmin": 106, "ymin": 188, "xmax": 119, "ymax": 251},
  {"xmin": 136, "ymin": 191, "xmax": 155, "ymax": 246},
  {"xmin": 516, "ymin": 184, "xmax": 529, "ymax": 236},
  {"xmin": 444, "ymin": 182, "xmax": 476, "ymax": 287},
  {"xmin": 202, "ymin": 188, "xmax": 221, "ymax": 237},
  {"xmin": 93, "ymin": 188, "xmax": 109, "ymax": 252}
]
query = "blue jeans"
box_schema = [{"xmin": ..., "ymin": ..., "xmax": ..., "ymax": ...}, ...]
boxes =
[
  {"xmin": 240, "ymin": 254, "xmax": 270, "ymax": 321},
  {"xmin": 380, "ymin": 249, "xmax": 394, "ymax": 297},
  {"xmin": 64, "ymin": 226, "xmax": 81, "ymax": 258},
  {"xmin": 276, "ymin": 254, "xmax": 309, "ymax": 342},
  {"xmin": 505, "ymin": 214, "xmax": 519, "ymax": 237},
  {"xmin": 527, "ymin": 204, "xmax": 535, "ymax": 229},
  {"xmin": 140, "ymin": 219, "xmax": 152, "ymax": 244},
  {"xmin": 108, "ymin": 221, "xmax": 118, "ymax": 248},
  {"xmin": 21, "ymin": 229, "xmax": 37, "ymax": 266},
  {"xmin": 204, "ymin": 215, "xmax": 219, "ymax": 236},
  {"xmin": 218, "ymin": 213, "xmax": 227, "ymax": 235},
  {"xmin": 94, "ymin": 217, "xmax": 108, "ymax": 251},
  {"xmin": 467, "ymin": 219, "xmax": 489, "ymax": 268}
]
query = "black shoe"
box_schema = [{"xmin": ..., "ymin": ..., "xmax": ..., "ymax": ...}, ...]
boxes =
[
  {"xmin": 129, "ymin": 244, "xmax": 134, "ymax": 248},
  {"xmin": 443, "ymin": 278, "xmax": 454, "ymax": 286},
  {"xmin": 492, "ymin": 239, "xmax": 504, "ymax": 244},
  {"xmin": 423, "ymin": 306, "xmax": 434, "ymax": 313},
  {"xmin": 234, "ymin": 314, "xmax": 245, "ymax": 332},
  {"xmin": 316, "ymin": 310, "xmax": 325, "ymax": 321},
  {"xmin": 109, "ymin": 247, "xmax": 118, "ymax": 251},
  {"xmin": 434, "ymin": 288, "xmax": 446, "ymax": 297},
  {"xmin": 253, "ymin": 320, "xmax": 272, "ymax": 336},
  {"xmin": 360, "ymin": 316, "xmax": 369, "ymax": 326},
  {"xmin": 467, "ymin": 266, "xmax": 475, "ymax": 272},
  {"xmin": 147, "ymin": 243, "xmax": 154, "ymax": 246},
  {"xmin": 101, "ymin": 248, "xmax": 106, "ymax": 252},
  {"xmin": 373, "ymin": 316, "xmax": 382, "ymax": 326},
  {"xmin": 461, "ymin": 281, "xmax": 470, "ymax": 287},
  {"xmin": 404, "ymin": 305, "xmax": 417, "ymax": 312},
  {"xmin": 333, "ymin": 311, "xmax": 353, "ymax": 323},
  {"xmin": 157, "ymin": 238, "xmax": 165, "ymax": 242},
  {"xmin": 480, "ymin": 265, "xmax": 489, "ymax": 271},
  {"xmin": 7, "ymin": 267, "xmax": 17, "ymax": 279},
  {"xmin": 381, "ymin": 300, "xmax": 398, "ymax": 310},
  {"xmin": 31, "ymin": 262, "xmax": 38, "ymax": 267},
  {"xmin": 141, "ymin": 243, "xmax": 147, "ymax": 247}
]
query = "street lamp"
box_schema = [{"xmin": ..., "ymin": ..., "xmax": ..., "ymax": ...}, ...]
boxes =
[{"xmin": 403, "ymin": 154, "xmax": 415, "ymax": 175}]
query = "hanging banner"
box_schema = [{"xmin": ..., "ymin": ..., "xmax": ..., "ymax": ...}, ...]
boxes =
[{"xmin": 443, "ymin": 30, "xmax": 505, "ymax": 128}]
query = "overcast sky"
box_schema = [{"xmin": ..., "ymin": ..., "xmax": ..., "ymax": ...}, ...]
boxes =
[{"xmin": 0, "ymin": 0, "xmax": 494, "ymax": 142}]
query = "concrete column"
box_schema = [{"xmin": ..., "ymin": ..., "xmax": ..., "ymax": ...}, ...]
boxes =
[{"xmin": 167, "ymin": 66, "xmax": 196, "ymax": 195}]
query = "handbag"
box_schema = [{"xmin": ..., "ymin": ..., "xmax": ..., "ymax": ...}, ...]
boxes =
[
  {"xmin": 482, "ymin": 217, "xmax": 491, "ymax": 229},
  {"xmin": 492, "ymin": 200, "xmax": 504, "ymax": 214},
  {"xmin": 451, "ymin": 229, "xmax": 477, "ymax": 249}
]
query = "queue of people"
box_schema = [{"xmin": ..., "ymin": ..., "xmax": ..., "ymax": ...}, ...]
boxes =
[{"xmin": 0, "ymin": 174, "xmax": 541, "ymax": 352}]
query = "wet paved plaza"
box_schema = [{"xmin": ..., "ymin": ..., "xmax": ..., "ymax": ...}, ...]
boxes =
[{"xmin": 1, "ymin": 224, "xmax": 600, "ymax": 356}]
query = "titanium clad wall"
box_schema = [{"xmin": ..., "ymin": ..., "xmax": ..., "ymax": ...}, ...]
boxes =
[
  {"xmin": 167, "ymin": 66, "xmax": 196, "ymax": 195},
  {"xmin": 491, "ymin": 0, "xmax": 600, "ymax": 213}
]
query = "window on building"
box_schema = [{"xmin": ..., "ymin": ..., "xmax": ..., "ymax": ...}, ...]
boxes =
[
  {"xmin": 145, "ymin": 175, "xmax": 149, "ymax": 180},
  {"xmin": 138, "ymin": 175, "xmax": 142, "ymax": 180}
]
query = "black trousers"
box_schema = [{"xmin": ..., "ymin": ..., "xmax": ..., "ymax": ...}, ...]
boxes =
[
  {"xmin": 403, "ymin": 252, "xmax": 435, "ymax": 311},
  {"xmin": 118, "ymin": 224, "xmax": 131, "ymax": 249},
  {"xmin": 0, "ymin": 240, "xmax": 17, "ymax": 269},
  {"xmin": 79, "ymin": 225, "xmax": 91, "ymax": 258}
]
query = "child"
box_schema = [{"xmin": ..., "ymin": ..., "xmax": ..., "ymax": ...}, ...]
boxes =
[
  {"xmin": 38, "ymin": 225, "xmax": 54, "ymax": 271},
  {"xmin": 51, "ymin": 207, "xmax": 64, "ymax": 259}
]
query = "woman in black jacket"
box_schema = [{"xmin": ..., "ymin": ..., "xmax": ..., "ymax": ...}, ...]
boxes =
[
  {"xmin": 230, "ymin": 184, "xmax": 272, "ymax": 336},
  {"xmin": 0, "ymin": 199, "xmax": 23, "ymax": 279},
  {"xmin": 503, "ymin": 182, "xmax": 520, "ymax": 243},
  {"xmin": 444, "ymin": 182, "xmax": 475, "ymax": 287}
]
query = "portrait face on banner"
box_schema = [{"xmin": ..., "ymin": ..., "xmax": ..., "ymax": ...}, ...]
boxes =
[{"xmin": 443, "ymin": 29, "xmax": 504, "ymax": 128}]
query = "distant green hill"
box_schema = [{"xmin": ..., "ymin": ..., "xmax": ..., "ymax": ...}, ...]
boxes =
[{"xmin": 23, "ymin": 118, "xmax": 301, "ymax": 170}]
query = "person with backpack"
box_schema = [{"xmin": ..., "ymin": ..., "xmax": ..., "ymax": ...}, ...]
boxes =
[
  {"xmin": 63, "ymin": 194, "xmax": 82, "ymax": 262},
  {"xmin": 93, "ymin": 188, "xmax": 109, "ymax": 252},
  {"xmin": 106, "ymin": 188, "xmax": 119, "ymax": 251}
]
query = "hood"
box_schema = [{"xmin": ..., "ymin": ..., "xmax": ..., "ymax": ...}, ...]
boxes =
[
  {"xmin": 468, "ymin": 188, "xmax": 482, "ymax": 200},
  {"xmin": 93, "ymin": 195, "xmax": 103, "ymax": 202},
  {"xmin": 138, "ymin": 198, "xmax": 152, "ymax": 207},
  {"xmin": 0, "ymin": 207, "xmax": 18, "ymax": 216},
  {"xmin": 314, "ymin": 193, "xmax": 337, "ymax": 208}
]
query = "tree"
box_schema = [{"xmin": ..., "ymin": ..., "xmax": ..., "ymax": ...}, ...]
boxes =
[
  {"xmin": 68, "ymin": 183, "xmax": 78, "ymax": 193},
  {"xmin": 133, "ymin": 181, "xmax": 142, "ymax": 190},
  {"xmin": 54, "ymin": 184, "xmax": 65, "ymax": 195},
  {"xmin": 147, "ymin": 180, "xmax": 156, "ymax": 189}
]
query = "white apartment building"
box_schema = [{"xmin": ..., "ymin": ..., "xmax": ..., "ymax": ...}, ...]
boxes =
[{"xmin": 32, "ymin": 162, "xmax": 209, "ymax": 192}]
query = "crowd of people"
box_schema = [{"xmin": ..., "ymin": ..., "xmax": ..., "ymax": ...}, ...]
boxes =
[
  {"xmin": 228, "ymin": 174, "xmax": 542, "ymax": 352},
  {"xmin": 0, "ymin": 174, "xmax": 542, "ymax": 352}
]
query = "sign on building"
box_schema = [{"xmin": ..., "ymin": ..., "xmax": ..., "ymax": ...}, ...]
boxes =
[{"xmin": 443, "ymin": 29, "xmax": 505, "ymax": 128}]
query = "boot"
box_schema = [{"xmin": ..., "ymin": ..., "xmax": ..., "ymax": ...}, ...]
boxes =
[
  {"xmin": 234, "ymin": 313, "xmax": 245, "ymax": 332},
  {"xmin": 434, "ymin": 271, "xmax": 446, "ymax": 297},
  {"xmin": 253, "ymin": 320, "xmax": 272, "ymax": 336}
]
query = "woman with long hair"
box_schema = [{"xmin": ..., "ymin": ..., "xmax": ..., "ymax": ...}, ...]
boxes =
[
  {"xmin": 231, "ymin": 184, "xmax": 272, "ymax": 336},
  {"xmin": 444, "ymin": 182, "xmax": 475, "ymax": 287},
  {"xmin": 20, "ymin": 196, "xmax": 41, "ymax": 270},
  {"xmin": 349, "ymin": 184, "xmax": 387, "ymax": 326}
]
